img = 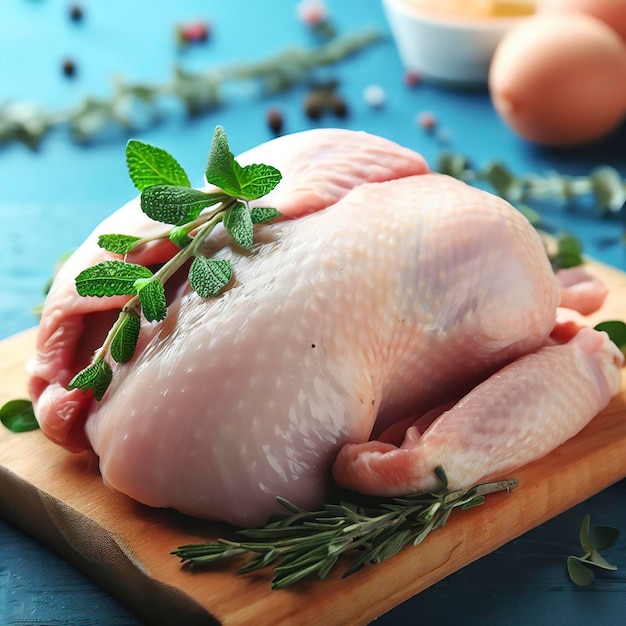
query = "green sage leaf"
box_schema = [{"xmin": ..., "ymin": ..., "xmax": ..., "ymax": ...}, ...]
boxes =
[
  {"xmin": 189, "ymin": 257, "xmax": 232, "ymax": 298},
  {"xmin": 591, "ymin": 524, "xmax": 620, "ymax": 551},
  {"xmin": 0, "ymin": 399, "xmax": 39, "ymax": 433},
  {"xmin": 205, "ymin": 127, "xmax": 281, "ymax": 201},
  {"xmin": 587, "ymin": 550, "xmax": 618, "ymax": 571},
  {"xmin": 579, "ymin": 514, "xmax": 594, "ymax": 554},
  {"xmin": 126, "ymin": 139, "xmax": 190, "ymax": 191},
  {"xmin": 250, "ymin": 206, "xmax": 282, "ymax": 224},
  {"xmin": 98, "ymin": 234, "xmax": 143, "ymax": 255},
  {"xmin": 237, "ymin": 163, "xmax": 282, "ymax": 200},
  {"xmin": 110, "ymin": 311, "xmax": 141, "ymax": 363},
  {"xmin": 67, "ymin": 359, "xmax": 113, "ymax": 401},
  {"xmin": 75, "ymin": 261, "xmax": 153, "ymax": 297},
  {"xmin": 224, "ymin": 202, "xmax": 254, "ymax": 249},
  {"xmin": 141, "ymin": 185, "xmax": 219, "ymax": 225},
  {"xmin": 567, "ymin": 556, "xmax": 595, "ymax": 586},
  {"xmin": 205, "ymin": 125, "xmax": 242, "ymax": 197},
  {"xmin": 135, "ymin": 278, "xmax": 167, "ymax": 322},
  {"xmin": 594, "ymin": 321, "xmax": 626, "ymax": 356},
  {"xmin": 434, "ymin": 465, "xmax": 448, "ymax": 488}
]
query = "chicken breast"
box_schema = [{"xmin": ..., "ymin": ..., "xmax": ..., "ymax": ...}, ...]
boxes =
[{"xmin": 27, "ymin": 129, "xmax": 623, "ymax": 526}]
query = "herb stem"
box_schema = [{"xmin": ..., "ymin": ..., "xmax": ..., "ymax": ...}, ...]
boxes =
[
  {"xmin": 155, "ymin": 206, "xmax": 231, "ymax": 285},
  {"xmin": 92, "ymin": 308, "xmax": 137, "ymax": 362}
]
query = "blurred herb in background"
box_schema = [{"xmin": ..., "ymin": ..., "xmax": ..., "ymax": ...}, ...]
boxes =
[
  {"xmin": 438, "ymin": 152, "xmax": 626, "ymax": 263},
  {"xmin": 0, "ymin": 28, "xmax": 380, "ymax": 148}
]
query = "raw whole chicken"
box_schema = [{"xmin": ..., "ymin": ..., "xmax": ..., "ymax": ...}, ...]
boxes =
[{"xmin": 28, "ymin": 129, "xmax": 623, "ymax": 527}]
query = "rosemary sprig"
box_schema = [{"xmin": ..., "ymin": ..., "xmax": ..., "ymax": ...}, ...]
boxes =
[
  {"xmin": 437, "ymin": 152, "xmax": 626, "ymax": 216},
  {"xmin": 437, "ymin": 152, "xmax": 626, "ymax": 268},
  {"xmin": 173, "ymin": 478, "xmax": 519, "ymax": 589},
  {"xmin": 0, "ymin": 29, "xmax": 380, "ymax": 148},
  {"xmin": 67, "ymin": 125, "xmax": 283, "ymax": 400}
]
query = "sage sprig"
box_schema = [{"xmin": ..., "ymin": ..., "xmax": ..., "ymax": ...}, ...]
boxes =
[
  {"xmin": 67, "ymin": 125, "xmax": 282, "ymax": 401},
  {"xmin": 567, "ymin": 514, "xmax": 620, "ymax": 586},
  {"xmin": 173, "ymin": 478, "xmax": 519, "ymax": 589}
]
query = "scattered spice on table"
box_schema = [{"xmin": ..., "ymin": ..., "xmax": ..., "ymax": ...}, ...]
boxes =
[
  {"xmin": 266, "ymin": 108, "xmax": 284, "ymax": 136},
  {"xmin": 404, "ymin": 70, "xmax": 421, "ymax": 87},
  {"xmin": 0, "ymin": 28, "xmax": 380, "ymax": 147},
  {"xmin": 303, "ymin": 79, "xmax": 348, "ymax": 120},
  {"xmin": 363, "ymin": 84, "xmax": 386, "ymax": 109},
  {"xmin": 69, "ymin": 4, "xmax": 84, "ymax": 23},
  {"xmin": 417, "ymin": 111, "xmax": 437, "ymax": 131},
  {"xmin": 62, "ymin": 58, "xmax": 77, "ymax": 78},
  {"xmin": 176, "ymin": 21, "xmax": 211, "ymax": 47}
]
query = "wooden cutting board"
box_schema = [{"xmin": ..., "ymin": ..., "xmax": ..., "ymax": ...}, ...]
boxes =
[{"xmin": 1, "ymin": 261, "xmax": 626, "ymax": 626}]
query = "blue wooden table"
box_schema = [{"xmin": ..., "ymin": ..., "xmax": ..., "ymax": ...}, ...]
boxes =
[{"xmin": 1, "ymin": 1, "xmax": 625, "ymax": 624}]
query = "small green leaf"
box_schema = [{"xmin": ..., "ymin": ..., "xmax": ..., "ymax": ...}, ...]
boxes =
[
  {"xmin": 67, "ymin": 359, "xmax": 113, "ymax": 401},
  {"xmin": 591, "ymin": 524, "xmax": 620, "ymax": 551},
  {"xmin": 567, "ymin": 556, "xmax": 595, "ymax": 587},
  {"xmin": 594, "ymin": 321, "xmax": 626, "ymax": 356},
  {"xmin": 110, "ymin": 311, "xmax": 141, "ymax": 363},
  {"xmin": 126, "ymin": 139, "xmax": 190, "ymax": 191},
  {"xmin": 436, "ymin": 151, "xmax": 470, "ymax": 180},
  {"xmin": 98, "ymin": 234, "xmax": 143, "ymax": 255},
  {"xmin": 0, "ymin": 399, "xmax": 39, "ymax": 433},
  {"xmin": 550, "ymin": 234, "xmax": 584, "ymax": 271},
  {"xmin": 434, "ymin": 465, "xmax": 448, "ymax": 488},
  {"xmin": 223, "ymin": 202, "xmax": 254, "ymax": 249},
  {"xmin": 587, "ymin": 550, "xmax": 618, "ymax": 571},
  {"xmin": 483, "ymin": 161, "xmax": 519, "ymax": 200},
  {"xmin": 205, "ymin": 126, "xmax": 242, "ymax": 197},
  {"xmin": 189, "ymin": 257, "xmax": 232, "ymax": 298},
  {"xmin": 169, "ymin": 226, "xmax": 193, "ymax": 249},
  {"xmin": 460, "ymin": 496, "xmax": 485, "ymax": 510},
  {"xmin": 135, "ymin": 278, "xmax": 167, "ymax": 322},
  {"xmin": 579, "ymin": 514, "xmax": 594, "ymax": 554},
  {"xmin": 250, "ymin": 206, "xmax": 282, "ymax": 224},
  {"xmin": 205, "ymin": 127, "xmax": 281, "ymax": 201},
  {"xmin": 237, "ymin": 163, "xmax": 282, "ymax": 200},
  {"xmin": 75, "ymin": 261, "xmax": 153, "ymax": 297},
  {"xmin": 140, "ymin": 185, "xmax": 219, "ymax": 225}
]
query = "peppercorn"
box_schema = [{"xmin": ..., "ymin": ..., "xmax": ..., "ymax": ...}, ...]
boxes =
[
  {"xmin": 404, "ymin": 71, "xmax": 421, "ymax": 87},
  {"xmin": 177, "ymin": 22, "xmax": 211, "ymax": 45},
  {"xmin": 69, "ymin": 4, "xmax": 84, "ymax": 22},
  {"xmin": 304, "ymin": 91, "xmax": 325, "ymax": 120},
  {"xmin": 327, "ymin": 94, "xmax": 348, "ymax": 118},
  {"xmin": 417, "ymin": 111, "xmax": 437, "ymax": 131},
  {"xmin": 267, "ymin": 108, "xmax": 284, "ymax": 135},
  {"xmin": 62, "ymin": 58, "xmax": 77, "ymax": 78}
]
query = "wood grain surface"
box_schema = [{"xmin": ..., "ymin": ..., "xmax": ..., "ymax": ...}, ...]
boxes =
[{"xmin": 1, "ymin": 262, "xmax": 625, "ymax": 626}]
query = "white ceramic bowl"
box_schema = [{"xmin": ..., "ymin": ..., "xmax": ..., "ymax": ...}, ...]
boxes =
[{"xmin": 382, "ymin": 0, "xmax": 532, "ymax": 87}]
